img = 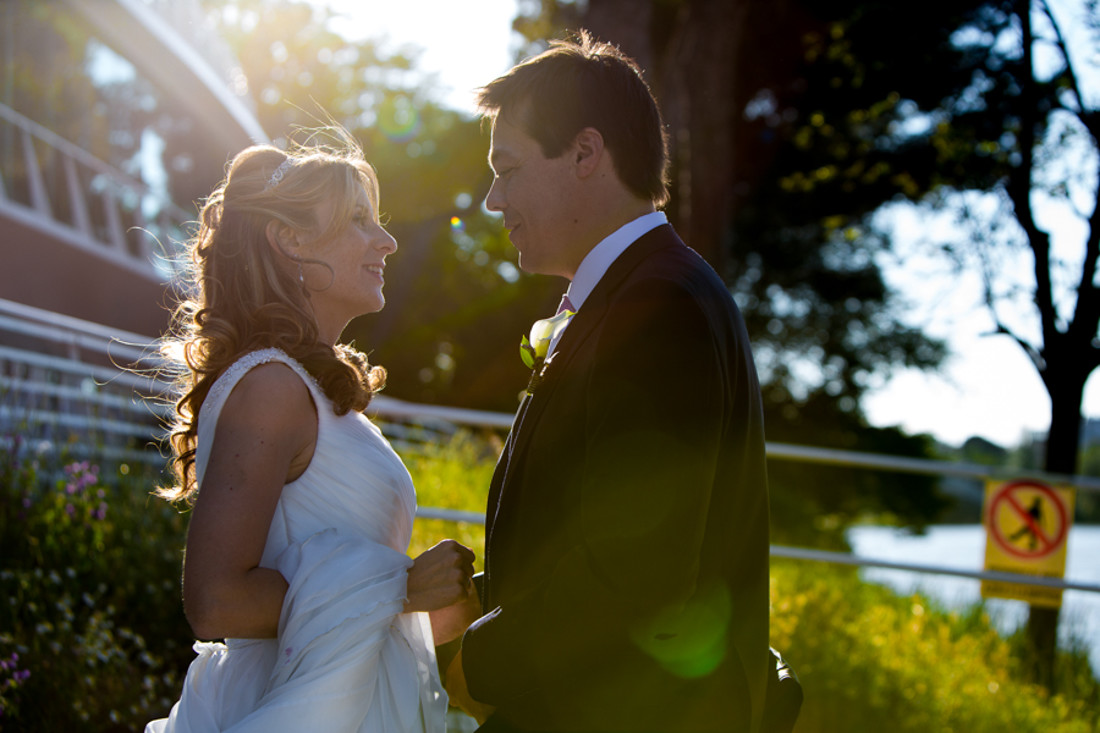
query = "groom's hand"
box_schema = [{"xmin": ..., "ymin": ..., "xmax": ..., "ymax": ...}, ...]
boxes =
[{"xmin": 445, "ymin": 649, "xmax": 496, "ymax": 724}]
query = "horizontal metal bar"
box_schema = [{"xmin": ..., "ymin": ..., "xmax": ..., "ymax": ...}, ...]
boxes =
[
  {"xmin": 0, "ymin": 314, "xmax": 154, "ymax": 365},
  {"xmin": 408, "ymin": 507, "xmax": 1099, "ymax": 594},
  {"xmin": 415, "ymin": 507, "xmax": 487, "ymax": 524},
  {"xmin": 0, "ymin": 405, "xmax": 162, "ymax": 441},
  {"xmin": 0, "ymin": 435, "xmax": 165, "ymax": 466},
  {"xmin": 766, "ymin": 441, "xmax": 1100, "ymax": 493},
  {"xmin": 769, "ymin": 544, "xmax": 1100, "ymax": 594},
  {"xmin": 0, "ymin": 344, "xmax": 168, "ymax": 394},
  {"xmin": 369, "ymin": 394, "xmax": 516, "ymax": 430},
  {"xmin": 0, "ymin": 376, "xmax": 170, "ymax": 417},
  {"xmin": 0, "ymin": 297, "xmax": 159, "ymax": 347}
]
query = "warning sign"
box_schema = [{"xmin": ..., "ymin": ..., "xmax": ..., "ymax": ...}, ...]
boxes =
[{"xmin": 981, "ymin": 479, "xmax": 1074, "ymax": 608}]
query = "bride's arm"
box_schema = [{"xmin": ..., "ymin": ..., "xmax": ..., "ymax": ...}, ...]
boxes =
[{"xmin": 182, "ymin": 363, "xmax": 317, "ymax": 641}]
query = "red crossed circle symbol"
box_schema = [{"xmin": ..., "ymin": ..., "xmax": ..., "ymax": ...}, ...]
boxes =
[{"xmin": 987, "ymin": 480, "xmax": 1067, "ymax": 560}]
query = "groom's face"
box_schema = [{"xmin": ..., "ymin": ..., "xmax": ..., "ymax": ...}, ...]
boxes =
[{"xmin": 485, "ymin": 115, "xmax": 582, "ymax": 279}]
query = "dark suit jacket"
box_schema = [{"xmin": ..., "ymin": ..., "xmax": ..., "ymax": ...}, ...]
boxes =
[{"xmin": 461, "ymin": 225, "xmax": 771, "ymax": 733}]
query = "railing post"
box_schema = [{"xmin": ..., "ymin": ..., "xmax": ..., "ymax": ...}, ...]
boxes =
[
  {"xmin": 100, "ymin": 187, "xmax": 128, "ymax": 253},
  {"xmin": 63, "ymin": 154, "xmax": 93, "ymax": 237},
  {"xmin": 21, "ymin": 128, "xmax": 51, "ymax": 217}
]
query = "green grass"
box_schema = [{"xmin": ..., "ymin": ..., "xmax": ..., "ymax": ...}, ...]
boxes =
[{"xmin": 402, "ymin": 430, "xmax": 497, "ymax": 565}]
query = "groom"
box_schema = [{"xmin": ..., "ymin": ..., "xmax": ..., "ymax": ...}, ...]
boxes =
[{"xmin": 446, "ymin": 31, "xmax": 771, "ymax": 733}]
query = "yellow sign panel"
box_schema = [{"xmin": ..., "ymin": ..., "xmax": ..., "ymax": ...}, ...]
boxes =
[{"xmin": 981, "ymin": 479, "xmax": 1074, "ymax": 608}]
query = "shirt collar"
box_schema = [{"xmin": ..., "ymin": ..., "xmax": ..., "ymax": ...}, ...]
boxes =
[{"xmin": 566, "ymin": 211, "xmax": 667, "ymax": 310}]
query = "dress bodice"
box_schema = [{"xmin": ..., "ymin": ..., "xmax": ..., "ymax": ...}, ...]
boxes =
[{"xmin": 196, "ymin": 348, "xmax": 416, "ymax": 563}]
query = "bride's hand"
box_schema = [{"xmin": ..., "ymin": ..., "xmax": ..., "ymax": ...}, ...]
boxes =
[{"xmin": 404, "ymin": 539, "xmax": 475, "ymax": 614}]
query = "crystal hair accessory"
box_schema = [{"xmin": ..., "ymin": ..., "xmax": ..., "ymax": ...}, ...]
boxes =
[{"xmin": 265, "ymin": 158, "xmax": 294, "ymax": 190}]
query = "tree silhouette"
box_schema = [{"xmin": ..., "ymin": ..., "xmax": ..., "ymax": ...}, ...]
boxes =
[{"xmin": 514, "ymin": 0, "xmax": 1100, "ymax": 685}]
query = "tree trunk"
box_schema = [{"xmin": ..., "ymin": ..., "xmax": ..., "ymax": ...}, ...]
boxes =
[
  {"xmin": 1025, "ymin": 358, "xmax": 1087, "ymax": 689},
  {"xmin": 581, "ymin": 0, "xmax": 785, "ymax": 275}
]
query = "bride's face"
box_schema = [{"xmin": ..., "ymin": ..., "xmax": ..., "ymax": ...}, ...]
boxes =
[{"xmin": 301, "ymin": 184, "xmax": 398, "ymax": 343}]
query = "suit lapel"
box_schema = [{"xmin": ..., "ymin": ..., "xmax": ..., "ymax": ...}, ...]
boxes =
[
  {"xmin": 486, "ymin": 226, "xmax": 682, "ymax": 547},
  {"xmin": 510, "ymin": 225, "xmax": 679, "ymax": 452}
]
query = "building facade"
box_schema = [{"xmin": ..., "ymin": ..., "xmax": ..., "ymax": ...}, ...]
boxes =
[{"xmin": 0, "ymin": 0, "xmax": 267, "ymax": 336}]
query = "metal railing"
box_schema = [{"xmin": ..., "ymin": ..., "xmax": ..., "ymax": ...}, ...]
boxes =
[
  {"xmin": 0, "ymin": 101, "xmax": 192, "ymax": 282},
  {"xmin": 0, "ymin": 298, "xmax": 169, "ymax": 465},
  {"xmin": 2, "ymin": 296, "xmax": 1098, "ymax": 597}
]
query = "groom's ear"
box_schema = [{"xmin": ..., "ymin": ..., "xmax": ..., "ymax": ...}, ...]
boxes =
[{"xmin": 572, "ymin": 127, "xmax": 605, "ymax": 179}]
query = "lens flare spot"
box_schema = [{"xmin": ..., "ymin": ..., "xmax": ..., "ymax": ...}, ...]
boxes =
[
  {"xmin": 378, "ymin": 96, "xmax": 422, "ymax": 143},
  {"xmin": 629, "ymin": 584, "xmax": 732, "ymax": 679}
]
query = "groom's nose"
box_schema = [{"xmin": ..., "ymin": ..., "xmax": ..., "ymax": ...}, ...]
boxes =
[{"xmin": 485, "ymin": 176, "xmax": 506, "ymax": 214}]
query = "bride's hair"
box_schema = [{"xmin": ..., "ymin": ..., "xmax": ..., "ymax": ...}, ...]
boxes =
[{"xmin": 158, "ymin": 129, "xmax": 386, "ymax": 504}]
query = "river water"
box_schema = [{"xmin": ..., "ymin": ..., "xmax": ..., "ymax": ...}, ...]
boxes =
[{"xmin": 846, "ymin": 524, "xmax": 1100, "ymax": 675}]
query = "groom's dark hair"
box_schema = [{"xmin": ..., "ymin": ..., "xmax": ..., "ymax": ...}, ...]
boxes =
[{"xmin": 477, "ymin": 29, "xmax": 670, "ymax": 207}]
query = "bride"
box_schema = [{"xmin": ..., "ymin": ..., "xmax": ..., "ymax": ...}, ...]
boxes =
[{"xmin": 147, "ymin": 130, "xmax": 479, "ymax": 732}]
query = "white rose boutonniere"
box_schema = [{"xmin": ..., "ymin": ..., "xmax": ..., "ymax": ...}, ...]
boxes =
[{"xmin": 519, "ymin": 309, "xmax": 575, "ymax": 391}]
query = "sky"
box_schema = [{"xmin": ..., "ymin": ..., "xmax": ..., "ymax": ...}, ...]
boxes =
[
  {"xmin": 323, "ymin": 0, "xmax": 520, "ymax": 115},
  {"xmin": 317, "ymin": 0, "xmax": 1100, "ymax": 449}
]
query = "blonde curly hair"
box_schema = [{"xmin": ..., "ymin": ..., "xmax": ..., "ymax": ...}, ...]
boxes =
[{"xmin": 159, "ymin": 131, "xmax": 386, "ymax": 504}]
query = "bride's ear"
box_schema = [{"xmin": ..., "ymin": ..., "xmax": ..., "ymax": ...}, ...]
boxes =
[{"xmin": 265, "ymin": 219, "xmax": 299, "ymax": 255}]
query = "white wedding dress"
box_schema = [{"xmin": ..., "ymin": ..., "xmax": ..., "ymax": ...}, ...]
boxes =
[{"xmin": 147, "ymin": 349, "xmax": 447, "ymax": 733}]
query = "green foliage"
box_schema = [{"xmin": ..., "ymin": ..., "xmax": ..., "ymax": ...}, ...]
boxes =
[
  {"xmin": 401, "ymin": 431, "xmax": 497, "ymax": 563},
  {"xmin": 0, "ymin": 439, "xmax": 190, "ymax": 731},
  {"xmin": 771, "ymin": 560, "xmax": 1099, "ymax": 732},
  {"xmin": 766, "ymin": 393, "xmax": 951, "ymax": 546}
]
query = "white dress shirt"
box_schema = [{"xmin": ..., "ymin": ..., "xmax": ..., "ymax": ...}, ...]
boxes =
[{"xmin": 548, "ymin": 211, "xmax": 668, "ymax": 355}]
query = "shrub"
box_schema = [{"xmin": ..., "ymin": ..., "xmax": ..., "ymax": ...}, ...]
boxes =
[
  {"xmin": 770, "ymin": 559, "xmax": 1100, "ymax": 732},
  {"xmin": 0, "ymin": 437, "xmax": 190, "ymax": 731}
]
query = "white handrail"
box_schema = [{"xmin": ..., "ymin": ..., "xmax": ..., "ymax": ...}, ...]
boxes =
[
  {"xmin": 769, "ymin": 545, "xmax": 1100, "ymax": 594},
  {"xmin": 4, "ymin": 297, "xmax": 1098, "ymax": 598},
  {"xmin": 4, "ymin": 297, "xmax": 1099, "ymax": 492}
]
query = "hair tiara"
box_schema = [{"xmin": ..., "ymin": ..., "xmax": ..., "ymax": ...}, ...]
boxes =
[{"xmin": 265, "ymin": 158, "xmax": 294, "ymax": 190}]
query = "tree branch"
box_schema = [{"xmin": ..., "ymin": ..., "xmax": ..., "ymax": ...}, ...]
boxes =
[
  {"xmin": 1038, "ymin": 0, "xmax": 1086, "ymax": 113},
  {"xmin": 985, "ymin": 322, "xmax": 1046, "ymax": 372},
  {"xmin": 1012, "ymin": 4, "xmax": 1059, "ymax": 345}
]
